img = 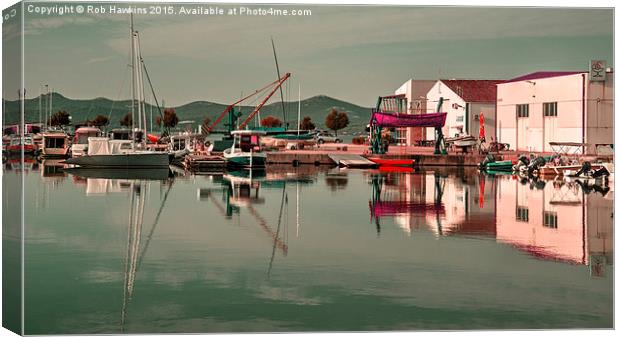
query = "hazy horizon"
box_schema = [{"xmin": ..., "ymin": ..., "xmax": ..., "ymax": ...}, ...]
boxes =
[{"xmin": 3, "ymin": 3, "xmax": 614, "ymax": 107}]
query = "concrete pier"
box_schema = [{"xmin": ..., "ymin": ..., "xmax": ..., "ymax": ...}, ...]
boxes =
[{"xmin": 266, "ymin": 150, "xmax": 493, "ymax": 167}]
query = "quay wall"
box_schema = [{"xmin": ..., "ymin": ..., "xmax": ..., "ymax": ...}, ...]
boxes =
[{"xmin": 266, "ymin": 151, "xmax": 491, "ymax": 167}]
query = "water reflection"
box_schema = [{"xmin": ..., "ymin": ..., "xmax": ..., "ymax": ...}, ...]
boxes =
[
  {"xmin": 496, "ymin": 175, "xmax": 613, "ymax": 275},
  {"xmin": 13, "ymin": 163, "xmax": 614, "ymax": 332},
  {"xmin": 367, "ymin": 169, "xmax": 613, "ymax": 275}
]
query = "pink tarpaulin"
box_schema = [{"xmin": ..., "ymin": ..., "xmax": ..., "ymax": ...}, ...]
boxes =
[{"xmin": 371, "ymin": 111, "xmax": 447, "ymax": 128}]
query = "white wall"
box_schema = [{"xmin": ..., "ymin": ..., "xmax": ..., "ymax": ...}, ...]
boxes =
[
  {"xmin": 497, "ymin": 72, "xmax": 613, "ymax": 154},
  {"xmin": 426, "ymin": 81, "xmax": 467, "ymax": 139}
]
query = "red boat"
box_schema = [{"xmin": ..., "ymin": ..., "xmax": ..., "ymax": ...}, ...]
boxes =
[
  {"xmin": 6, "ymin": 136, "xmax": 38, "ymax": 154},
  {"xmin": 367, "ymin": 157, "xmax": 415, "ymax": 167}
]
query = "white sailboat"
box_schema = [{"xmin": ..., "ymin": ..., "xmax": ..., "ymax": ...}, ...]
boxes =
[{"xmin": 66, "ymin": 14, "xmax": 169, "ymax": 169}]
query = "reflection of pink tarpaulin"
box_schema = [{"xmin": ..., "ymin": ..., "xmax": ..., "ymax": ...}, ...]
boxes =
[
  {"xmin": 370, "ymin": 201, "xmax": 446, "ymax": 217},
  {"xmin": 371, "ymin": 111, "xmax": 448, "ymax": 128}
]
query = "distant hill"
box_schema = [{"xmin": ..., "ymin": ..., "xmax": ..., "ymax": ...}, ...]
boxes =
[{"xmin": 3, "ymin": 93, "xmax": 372, "ymax": 132}]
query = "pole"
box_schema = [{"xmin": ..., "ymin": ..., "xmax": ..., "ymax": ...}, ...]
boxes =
[
  {"xmin": 297, "ymin": 83, "xmax": 301, "ymax": 136},
  {"xmin": 45, "ymin": 85, "xmax": 49, "ymax": 130},
  {"xmin": 38, "ymin": 86, "xmax": 42, "ymax": 126}
]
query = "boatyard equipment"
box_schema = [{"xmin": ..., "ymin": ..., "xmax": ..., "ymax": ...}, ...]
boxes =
[
  {"xmin": 203, "ymin": 73, "xmax": 291, "ymax": 134},
  {"xmin": 369, "ymin": 95, "xmax": 448, "ymax": 155}
]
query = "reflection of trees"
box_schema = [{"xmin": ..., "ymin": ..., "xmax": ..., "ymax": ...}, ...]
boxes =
[{"xmin": 325, "ymin": 175, "xmax": 348, "ymax": 191}]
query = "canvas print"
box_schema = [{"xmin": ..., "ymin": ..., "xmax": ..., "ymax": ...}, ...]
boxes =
[{"xmin": 1, "ymin": 1, "xmax": 615, "ymax": 334}]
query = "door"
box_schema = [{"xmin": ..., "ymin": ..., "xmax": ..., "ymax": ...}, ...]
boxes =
[
  {"xmin": 544, "ymin": 116, "xmax": 557, "ymax": 152},
  {"xmin": 516, "ymin": 104, "xmax": 529, "ymax": 151}
]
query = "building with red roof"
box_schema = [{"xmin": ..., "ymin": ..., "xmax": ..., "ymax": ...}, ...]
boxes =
[{"xmin": 426, "ymin": 79, "xmax": 504, "ymax": 140}]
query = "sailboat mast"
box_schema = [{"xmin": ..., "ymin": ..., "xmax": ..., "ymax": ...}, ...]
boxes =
[
  {"xmin": 136, "ymin": 32, "xmax": 147, "ymax": 146},
  {"xmin": 49, "ymin": 87, "xmax": 53, "ymax": 121},
  {"xmin": 271, "ymin": 37, "xmax": 287, "ymax": 128},
  {"xmin": 130, "ymin": 13, "xmax": 136, "ymax": 149}
]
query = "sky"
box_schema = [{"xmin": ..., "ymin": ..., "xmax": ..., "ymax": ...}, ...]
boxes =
[{"xmin": 2, "ymin": 2, "xmax": 614, "ymax": 107}]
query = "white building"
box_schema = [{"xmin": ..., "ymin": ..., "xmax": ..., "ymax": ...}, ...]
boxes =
[
  {"xmin": 393, "ymin": 79, "xmax": 436, "ymax": 145},
  {"xmin": 425, "ymin": 80, "xmax": 502, "ymax": 140},
  {"xmin": 496, "ymin": 71, "xmax": 614, "ymax": 154}
]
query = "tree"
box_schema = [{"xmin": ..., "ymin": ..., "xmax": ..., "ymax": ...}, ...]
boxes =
[
  {"xmin": 120, "ymin": 112, "xmax": 132, "ymax": 127},
  {"xmin": 325, "ymin": 108, "xmax": 349, "ymax": 136},
  {"xmin": 299, "ymin": 116, "xmax": 316, "ymax": 131},
  {"xmin": 155, "ymin": 108, "xmax": 180, "ymax": 129},
  {"xmin": 91, "ymin": 115, "xmax": 110, "ymax": 127},
  {"xmin": 201, "ymin": 117, "xmax": 212, "ymax": 136},
  {"xmin": 260, "ymin": 115, "xmax": 283, "ymax": 128},
  {"xmin": 48, "ymin": 110, "xmax": 71, "ymax": 127}
]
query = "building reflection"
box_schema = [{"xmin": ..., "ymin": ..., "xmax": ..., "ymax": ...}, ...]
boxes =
[
  {"xmin": 496, "ymin": 176, "xmax": 613, "ymax": 275},
  {"xmin": 368, "ymin": 169, "xmax": 613, "ymax": 275}
]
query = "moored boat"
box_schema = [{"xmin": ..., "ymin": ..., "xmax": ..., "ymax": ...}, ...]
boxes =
[
  {"xmin": 71, "ymin": 126, "xmax": 102, "ymax": 157},
  {"xmin": 485, "ymin": 160, "xmax": 515, "ymax": 172},
  {"xmin": 223, "ymin": 130, "xmax": 267, "ymax": 168},
  {"xmin": 41, "ymin": 132, "xmax": 70, "ymax": 158},
  {"xmin": 370, "ymin": 110, "xmax": 448, "ymax": 128},
  {"xmin": 64, "ymin": 137, "xmax": 170, "ymax": 168},
  {"xmin": 6, "ymin": 135, "xmax": 38, "ymax": 155},
  {"xmin": 539, "ymin": 163, "xmax": 605, "ymax": 176},
  {"xmin": 367, "ymin": 157, "xmax": 415, "ymax": 167}
]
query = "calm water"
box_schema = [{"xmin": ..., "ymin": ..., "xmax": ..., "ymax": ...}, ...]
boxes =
[{"xmin": 3, "ymin": 158, "xmax": 614, "ymax": 333}]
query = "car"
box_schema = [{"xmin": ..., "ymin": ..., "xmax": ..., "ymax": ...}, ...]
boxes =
[{"xmin": 314, "ymin": 131, "xmax": 342, "ymax": 144}]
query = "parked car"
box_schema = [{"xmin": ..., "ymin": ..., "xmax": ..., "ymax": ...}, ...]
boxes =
[{"xmin": 314, "ymin": 131, "xmax": 342, "ymax": 144}]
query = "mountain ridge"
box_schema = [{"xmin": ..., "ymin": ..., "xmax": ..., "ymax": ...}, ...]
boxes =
[{"xmin": 3, "ymin": 92, "xmax": 372, "ymax": 131}]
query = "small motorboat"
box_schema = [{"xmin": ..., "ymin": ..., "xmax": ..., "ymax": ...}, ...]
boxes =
[
  {"xmin": 223, "ymin": 130, "xmax": 267, "ymax": 168},
  {"xmin": 367, "ymin": 157, "xmax": 415, "ymax": 167}
]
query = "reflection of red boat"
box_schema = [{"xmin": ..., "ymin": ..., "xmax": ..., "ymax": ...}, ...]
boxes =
[
  {"xmin": 378, "ymin": 166, "xmax": 414, "ymax": 173},
  {"xmin": 367, "ymin": 157, "xmax": 415, "ymax": 167}
]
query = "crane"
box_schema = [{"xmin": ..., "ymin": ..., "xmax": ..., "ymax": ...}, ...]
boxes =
[{"xmin": 204, "ymin": 73, "xmax": 291, "ymax": 134}]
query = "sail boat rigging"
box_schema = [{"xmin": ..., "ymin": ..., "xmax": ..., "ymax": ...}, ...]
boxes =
[
  {"xmin": 65, "ymin": 14, "xmax": 169, "ymax": 168},
  {"xmin": 271, "ymin": 37, "xmax": 287, "ymax": 128}
]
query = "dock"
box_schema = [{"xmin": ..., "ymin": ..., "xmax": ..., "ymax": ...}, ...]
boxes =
[
  {"xmin": 266, "ymin": 150, "xmax": 494, "ymax": 167},
  {"xmin": 183, "ymin": 154, "xmax": 226, "ymax": 171},
  {"xmin": 328, "ymin": 154, "xmax": 377, "ymax": 168}
]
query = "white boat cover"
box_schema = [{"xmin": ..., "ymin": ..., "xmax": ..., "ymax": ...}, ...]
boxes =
[
  {"xmin": 87, "ymin": 138, "xmax": 133, "ymax": 155},
  {"xmin": 87, "ymin": 138, "xmax": 112, "ymax": 155}
]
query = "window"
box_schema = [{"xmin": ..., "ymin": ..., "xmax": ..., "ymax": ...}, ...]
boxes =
[
  {"xmin": 543, "ymin": 211, "xmax": 558, "ymax": 228},
  {"xmin": 44, "ymin": 137, "xmax": 65, "ymax": 148},
  {"xmin": 516, "ymin": 104, "xmax": 529, "ymax": 118},
  {"xmin": 456, "ymin": 116, "xmax": 464, "ymax": 122},
  {"xmin": 543, "ymin": 102, "xmax": 558, "ymax": 117},
  {"xmin": 516, "ymin": 206, "xmax": 529, "ymax": 222}
]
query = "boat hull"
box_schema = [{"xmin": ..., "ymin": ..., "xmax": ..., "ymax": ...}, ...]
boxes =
[
  {"xmin": 224, "ymin": 151, "xmax": 267, "ymax": 168},
  {"xmin": 371, "ymin": 111, "xmax": 447, "ymax": 128},
  {"xmin": 64, "ymin": 152, "xmax": 170, "ymax": 168},
  {"xmin": 539, "ymin": 164, "xmax": 604, "ymax": 176},
  {"xmin": 367, "ymin": 157, "xmax": 415, "ymax": 167}
]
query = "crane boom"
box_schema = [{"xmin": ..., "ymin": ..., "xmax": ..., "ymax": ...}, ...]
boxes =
[
  {"xmin": 204, "ymin": 73, "xmax": 292, "ymax": 133},
  {"xmin": 238, "ymin": 72, "xmax": 291, "ymax": 130}
]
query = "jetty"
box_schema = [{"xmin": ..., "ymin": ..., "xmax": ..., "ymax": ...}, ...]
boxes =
[{"xmin": 328, "ymin": 154, "xmax": 377, "ymax": 168}]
